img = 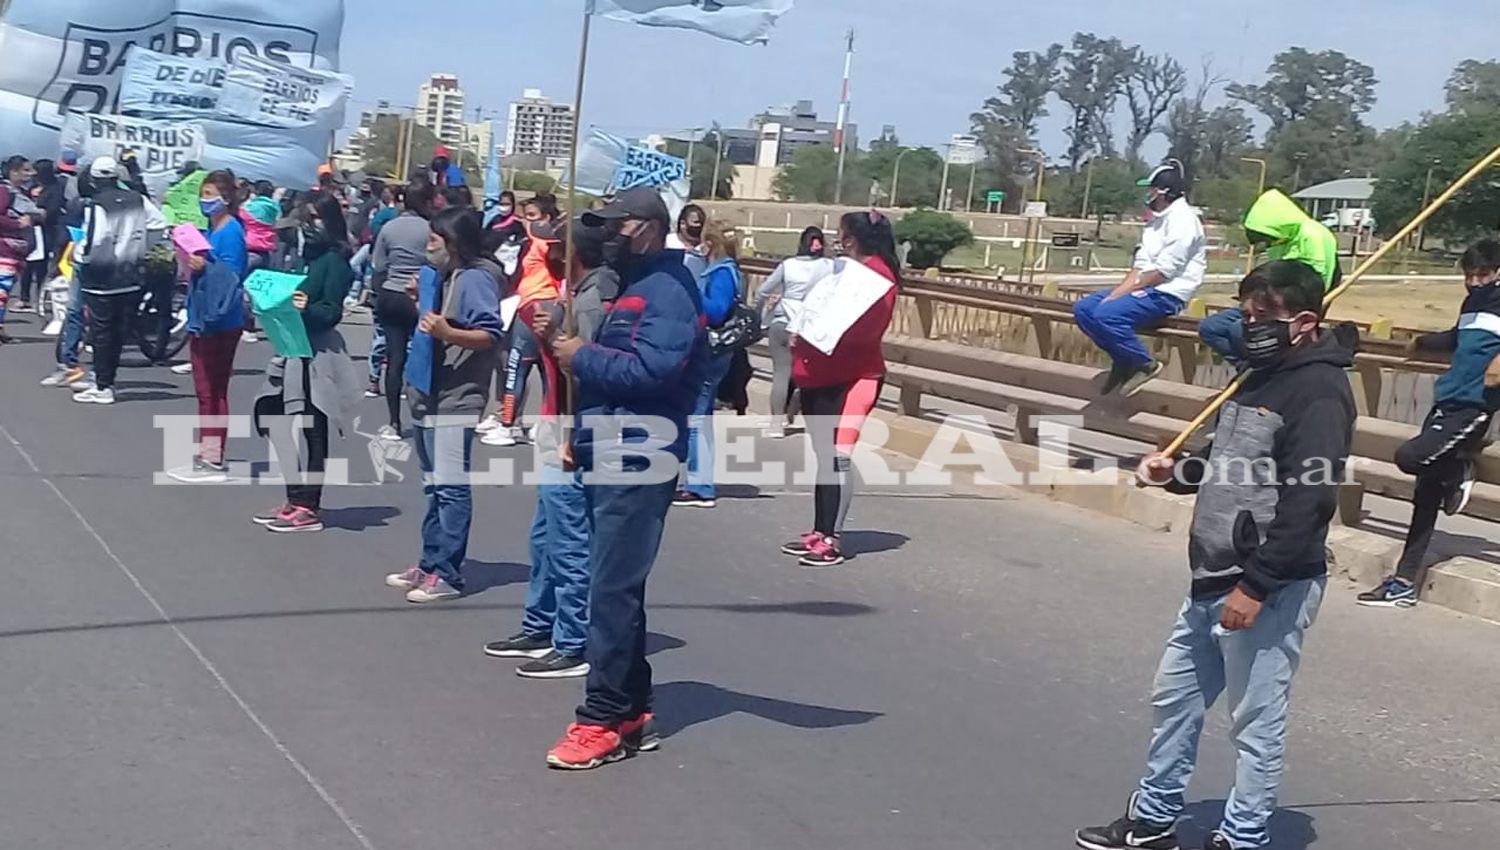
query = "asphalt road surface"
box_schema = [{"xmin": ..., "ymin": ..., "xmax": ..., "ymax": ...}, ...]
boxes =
[{"xmin": 0, "ymin": 308, "xmax": 1496, "ymax": 850}]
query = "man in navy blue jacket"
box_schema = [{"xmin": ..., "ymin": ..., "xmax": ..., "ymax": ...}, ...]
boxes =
[
  {"xmin": 1360, "ymin": 239, "xmax": 1500, "ymax": 608},
  {"xmin": 543, "ymin": 187, "xmax": 707, "ymax": 770}
]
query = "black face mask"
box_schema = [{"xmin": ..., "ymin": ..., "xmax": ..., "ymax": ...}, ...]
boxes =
[
  {"xmin": 600, "ymin": 223, "xmax": 631, "ymax": 270},
  {"xmin": 1243, "ymin": 318, "xmax": 1296, "ymax": 370},
  {"xmin": 432, "ymin": 158, "xmax": 449, "ymax": 172},
  {"xmin": 301, "ymin": 222, "xmax": 332, "ymax": 259}
]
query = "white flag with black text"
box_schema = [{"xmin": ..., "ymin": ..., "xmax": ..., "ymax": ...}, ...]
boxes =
[{"xmin": 588, "ymin": 0, "xmax": 794, "ymax": 45}]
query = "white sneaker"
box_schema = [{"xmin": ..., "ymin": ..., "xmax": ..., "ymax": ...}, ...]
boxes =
[
  {"xmin": 376, "ymin": 425, "xmax": 403, "ymax": 442},
  {"xmin": 39, "ymin": 367, "xmax": 69, "ymax": 386},
  {"xmin": 73, "ymin": 387, "xmax": 115, "ymax": 405},
  {"xmin": 242, "ymin": 332, "xmax": 259, "ymax": 344},
  {"xmin": 70, "ymin": 374, "xmax": 98, "ymax": 393},
  {"xmin": 170, "ymin": 362, "xmax": 193, "ymax": 375},
  {"xmin": 480, "ymin": 427, "xmax": 520, "ymax": 447},
  {"xmin": 475, "ymin": 414, "xmax": 503, "ymax": 434},
  {"xmin": 526, "ymin": 423, "xmax": 539, "ymax": 443}
]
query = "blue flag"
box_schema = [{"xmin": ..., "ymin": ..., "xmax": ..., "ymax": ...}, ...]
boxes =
[{"xmin": 588, "ymin": 0, "xmax": 793, "ymax": 45}]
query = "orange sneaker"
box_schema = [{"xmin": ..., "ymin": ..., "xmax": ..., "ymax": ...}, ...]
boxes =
[
  {"xmin": 619, "ymin": 712, "xmax": 660, "ymax": 753},
  {"xmin": 546, "ymin": 723, "xmax": 625, "ymax": 770}
]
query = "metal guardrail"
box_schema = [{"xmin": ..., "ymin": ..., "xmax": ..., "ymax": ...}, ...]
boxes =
[{"xmin": 740, "ymin": 257, "xmax": 1449, "ymax": 426}]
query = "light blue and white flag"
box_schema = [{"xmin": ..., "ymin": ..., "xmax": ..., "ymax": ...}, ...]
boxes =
[{"xmin": 587, "ymin": 0, "xmax": 794, "ymax": 45}]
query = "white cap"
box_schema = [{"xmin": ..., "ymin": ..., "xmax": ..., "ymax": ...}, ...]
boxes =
[{"xmin": 90, "ymin": 156, "xmax": 119, "ymax": 180}]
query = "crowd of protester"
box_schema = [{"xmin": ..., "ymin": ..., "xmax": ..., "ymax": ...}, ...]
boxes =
[{"xmin": 5, "ymin": 143, "xmax": 1496, "ymax": 847}]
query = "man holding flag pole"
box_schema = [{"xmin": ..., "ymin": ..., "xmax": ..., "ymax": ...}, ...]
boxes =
[{"xmin": 542, "ymin": 0, "xmax": 795, "ymax": 772}]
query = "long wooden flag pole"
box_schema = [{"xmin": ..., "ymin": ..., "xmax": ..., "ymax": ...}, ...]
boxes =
[{"xmin": 1157, "ymin": 141, "xmax": 1500, "ymax": 459}]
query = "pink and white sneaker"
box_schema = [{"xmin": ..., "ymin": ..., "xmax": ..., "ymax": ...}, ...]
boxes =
[
  {"xmin": 406, "ymin": 571, "xmax": 463, "ymax": 604},
  {"xmin": 797, "ymin": 535, "xmax": 845, "ymax": 567},
  {"xmin": 385, "ymin": 565, "xmax": 425, "ymax": 590},
  {"xmin": 781, "ymin": 531, "xmax": 821, "ymax": 557}
]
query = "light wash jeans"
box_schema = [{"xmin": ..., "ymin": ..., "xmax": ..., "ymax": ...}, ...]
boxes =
[
  {"xmin": 522, "ymin": 464, "xmax": 591, "ymax": 657},
  {"xmin": 1133, "ymin": 577, "xmax": 1326, "ymax": 849},
  {"xmin": 683, "ymin": 349, "xmax": 734, "ymax": 500}
]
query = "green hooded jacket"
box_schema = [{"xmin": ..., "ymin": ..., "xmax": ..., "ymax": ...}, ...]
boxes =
[
  {"xmin": 162, "ymin": 170, "xmax": 209, "ymax": 229},
  {"xmin": 1243, "ymin": 189, "xmax": 1340, "ymax": 289}
]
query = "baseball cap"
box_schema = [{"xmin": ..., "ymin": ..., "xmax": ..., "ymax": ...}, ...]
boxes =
[
  {"xmin": 581, "ymin": 186, "xmax": 670, "ymax": 229},
  {"xmin": 433, "ymin": 145, "xmax": 453, "ymax": 159},
  {"xmin": 58, "ymin": 149, "xmax": 79, "ymax": 174},
  {"xmin": 90, "ymin": 156, "xmax": 119, "ymax": 180},
  {"xmin": 1137, "ymin": 160, "xmax": 1188, "ymax": 194},
  {"xmin": 571, "ymin": 215, "xmax": 609, "ymax": 267}
]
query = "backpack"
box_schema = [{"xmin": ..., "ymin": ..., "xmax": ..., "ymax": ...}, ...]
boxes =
[{"xmin": 239, "ymin": 208, "xmax": 276, "ymax": 254}]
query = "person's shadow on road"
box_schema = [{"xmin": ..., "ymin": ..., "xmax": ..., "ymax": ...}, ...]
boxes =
[
  {"xmin": 320, "ymin": 505, "xmax": 401, "ymax": 531},
  {"xmin": 1180, "ymin": 800, "xmax": 1315, "ymax": 850},
  {"xmin": 654, "ymin": 680, "xmax": 882, "ymax": 739},
  {"xmin": 840, "ymin": 530, "xmax": 909, "ymax": 556},
  {"xmin": 460, "ymin": 560, "xmax": 532, "ymax": 595}
]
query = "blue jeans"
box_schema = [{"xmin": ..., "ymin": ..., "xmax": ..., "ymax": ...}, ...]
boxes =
[
  {"xmin": 1199, "ymin": 307, "xmax": 1245, "ymax": 366},
  {"xmin": 577, "ymin": 479, "xmax": 677, "ymax": 726},
  {"xmin": 57, "ymin": 276, "xmax": 86, "ymax": 367},
  {"xmin": 683, "ymin": 349, "xmax": 734, "ymax": 499},
  {"xmin": 1073, "ymin": 288, "xmax": 1183, "ymax": 369},
  {"xmin": 1134, "ymin": 578, "xmax": 1326, "ymax": 849},
  {"xmin": 413, "ymin": 424, "xmax": 475, "ymax": 589},
  {"xmin": 368, "ymin": 324, "xmax": 387, "ymax": 384},
  {"xmin": 522, "ymin": 465, "xmax": 591, "ymax": 656}
]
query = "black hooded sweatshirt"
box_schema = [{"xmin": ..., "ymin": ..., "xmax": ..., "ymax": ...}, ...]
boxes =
[{"xmin": 1167, "ymin": 330, "xmax": 1357, "ymax": 601}]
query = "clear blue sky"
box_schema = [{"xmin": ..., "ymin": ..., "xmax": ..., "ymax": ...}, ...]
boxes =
[{"xmin": 340, "ymin": 0, "xmax": 1494, "ymax": 160}]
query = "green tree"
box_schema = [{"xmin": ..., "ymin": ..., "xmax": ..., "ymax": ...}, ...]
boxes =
[
  {"xmin": 1045, "ymin": 158, "xmax": 1139, "ymax": 218},
  {"xmin": 861, "ymin": 145, "xmax": 944, "ymax": 208},
  {"xmin": 1371, "ymin": 109, "xmax": 1500, "ymax": 245},
  {"xmin": 970, "ymin": 45, "xmax": 1063, "ymax": 143},
  {"xmin": 772, "ymin": 145, "xmax": 869, "ymax": 203},
  {"xmin": 1445, "ymin": 59, "xmax": 1500, "ymax": 116},
  {"xmin": 663, "ymin": 133, "xmax": 736, "ymax": 199},
  {"xmin": 892, "ymin": 209, "xmax": 974, "ymax": 269},
  {"xmin": 513, "ymin": 172, "xmax": 557, "ymax": 194},
  {"xmin": 362, "ymin": 116, "xmax": 480, "ymax": 185},
  {"xmin": 1057, "ymin": 32, "xmax": 1137, "ymax": 167},
  {"xmin": 1265, "ymin": 102, "xmax": 1374, "ymax": 187},
  {"xmin": 1227, "ymin": 48, "xmax": 1377, "ymax": 133},
  {"xmin": 1123, "ymin": 53, "xmax": 1186, "ymax": 164},
  {"xmin": 1193, "ymin": 173, "xmax": 1262, "ymax": 227}
]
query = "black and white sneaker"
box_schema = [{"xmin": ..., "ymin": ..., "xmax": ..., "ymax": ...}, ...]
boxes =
[
  {"xmin": 1075, "ymin": 792, "xmax": 1179, "ymax": 850},
  {"xmin": 483, "ymin": 631, "xmax": 553, "ymax": 659},
  {"xmin": 1442, "ymin": 459, "xmax": 1476, "ymax": 516},
  {"xmin": 1356, "ymin": 576, "xmax": 1417, "ymax": 608},
  {"xmin": 516, "ymin": 650, "xmax": 590, "ymax": 679},
  {"xmin": 1202, "ymin": 831, "xmax": 1233, "ymax": 850}
]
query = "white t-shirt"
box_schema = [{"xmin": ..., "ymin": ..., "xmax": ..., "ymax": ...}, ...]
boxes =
[{"xmin": 1133, "ymin": 197, "xmax": 1207, "ymax": 304}]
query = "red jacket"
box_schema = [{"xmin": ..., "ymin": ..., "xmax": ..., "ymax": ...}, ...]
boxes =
[{"xmin": 792, "ymin": 255, "xmax": 898, "ymax": 389}]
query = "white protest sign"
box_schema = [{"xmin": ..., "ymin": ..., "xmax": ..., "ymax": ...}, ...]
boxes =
[
  {"xmin": 790, "ymin": 257, "xmax": 894, "ymax": 355},
  {"xmin": 218, "ymin": 52, "xmax": 352, "ymax": 129},
  {"xmin": 118, "ymin": 47, "xmax": 228, "ymax": 117},
  {"xmin": 60, "ymin": 112, "xmax": 205, "ymax": 197}
]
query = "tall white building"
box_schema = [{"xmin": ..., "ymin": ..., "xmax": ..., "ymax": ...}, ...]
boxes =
[
  {"xmin": 416, "ymin": 74, "xmax": 466, "ymax": 149},
  {"xmin": 505, "ymin": 89, "xmax": 576, "ymax": 167}
]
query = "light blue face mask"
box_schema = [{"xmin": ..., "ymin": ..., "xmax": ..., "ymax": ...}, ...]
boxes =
[{"xmin": 200, "ymin": 197, "xmax": 226, "ymax": 219}]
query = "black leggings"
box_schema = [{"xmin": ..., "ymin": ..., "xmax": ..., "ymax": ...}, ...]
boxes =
[
  {"xmin": 375, "ymin": 289, "xmax": 419, "ymax": 431},
  {"xmin": 801, "ymin": 378, "xmax": 883, "ymax": 537}
]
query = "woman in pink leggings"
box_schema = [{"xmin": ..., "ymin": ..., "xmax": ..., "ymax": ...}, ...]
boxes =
[{"xmin": 782, "ymin": 211, "xmax": 900, "ymax": 567}]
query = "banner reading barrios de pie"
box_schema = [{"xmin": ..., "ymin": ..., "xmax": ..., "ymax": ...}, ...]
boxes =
[
  {"xmin": 0, "ymin": 0, "xmax": 346, "ymax": 189},
  {"xmin": 60, "ymin": 112, "xmax": 205, "ymax": 197}
]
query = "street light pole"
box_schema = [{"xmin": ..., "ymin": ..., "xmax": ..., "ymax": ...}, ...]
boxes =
[
  {"xmin": 1292, "ymin": 152, "xmax": 1308, "ymax": 193},
  {"xmin": 1241, "ymin": 156, "xmax": 1268, "ymax": 270},
  {"xmin": 964, "ymin": 161, "xmax": 977, "ymax": 213},
  {"xmin": 1416, "ymin": 159, "xmax": 1440, "ymax": 252},
  {"xmin": 1080, "ymin": 155, "xmax": 1097, "ymax": 220},
  {"xmin": 890, "ymin": 147, "xmax": 912, "ymax": 207},
  {"xmin": 937, "ymin": 145, "xmax": 952, "ymax": 211},
  {"xmin": 710, "ymin": 126, "xmax": 726, "ymax": 201}
]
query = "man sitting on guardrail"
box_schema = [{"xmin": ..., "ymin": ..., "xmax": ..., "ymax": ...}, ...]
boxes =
[
  {"xmin": 1199, "ymin": 189, "xmax": 1340, "ymax": 365},
  {"xmin": 1074, "ymin": 161, "xmax": 1206, "ymax": 398},
  {"xmin": 1359, "ymin": 239, "xmax": 1500, "ymax": 609}
]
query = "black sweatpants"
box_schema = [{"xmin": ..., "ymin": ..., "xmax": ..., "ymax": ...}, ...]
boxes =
[
  {"xmin": 800, "ymin": 378, "xmax": 883, "ymax": 537},
  {"xmin": 85, "ymin": 289, "xmax": 142, "ymax": 391},
  {"xmin": 375, "ymin": 289, "xmax": 419, "ymax": 431},
  {"xmin": 1394, "ymin": 404, "xmax": 1491, "ymax": 581}
]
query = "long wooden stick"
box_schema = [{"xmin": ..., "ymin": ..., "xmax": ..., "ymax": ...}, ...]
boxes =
[{"xmin": 1158, "ymin": 141, "xmax": 1500, "ymax": 458}]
